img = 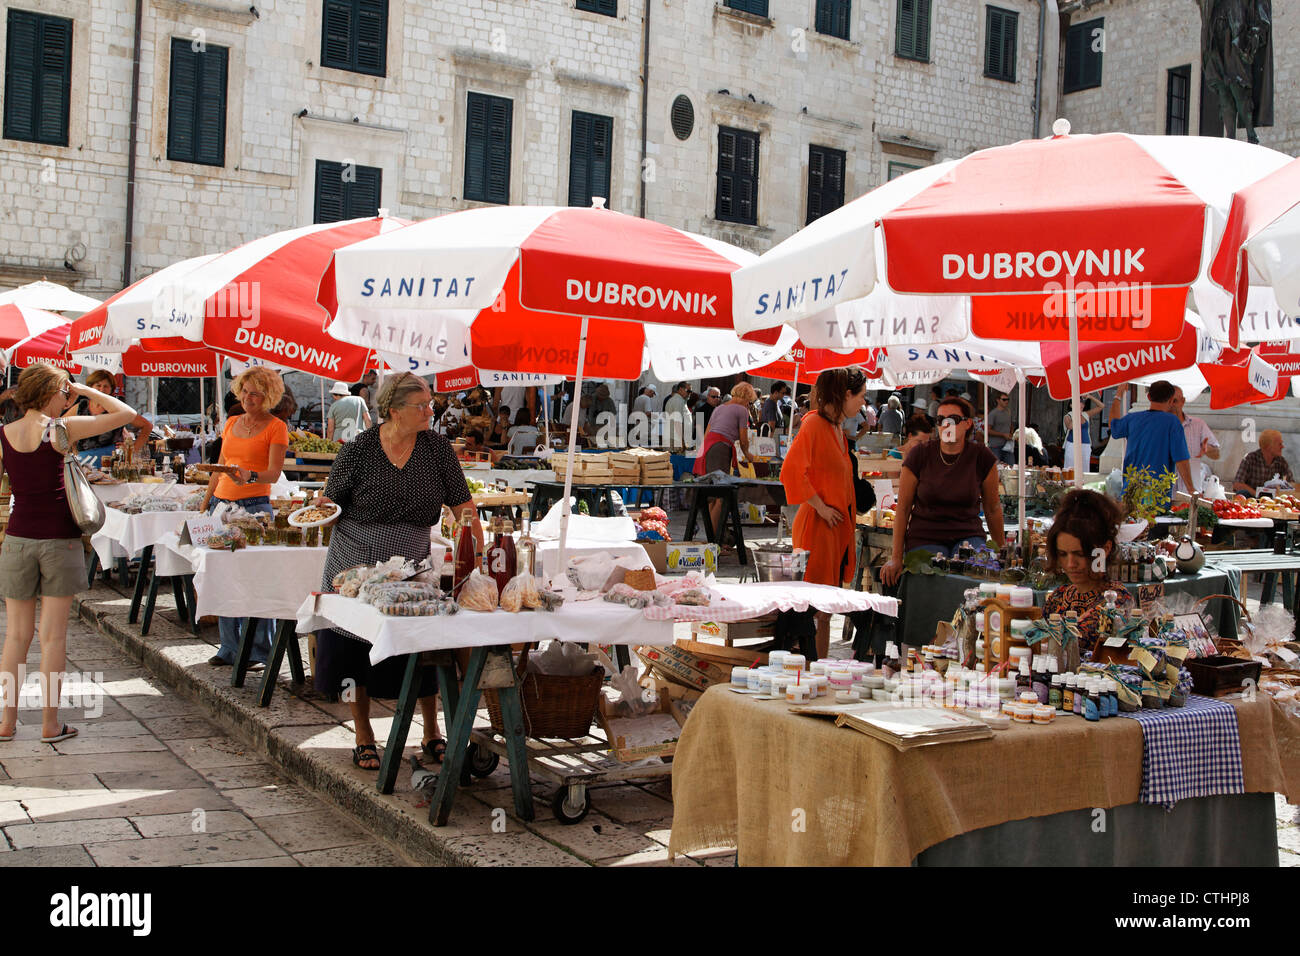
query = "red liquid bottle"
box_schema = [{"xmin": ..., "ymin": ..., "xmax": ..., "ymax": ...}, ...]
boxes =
[
  {"xmin": 452, "ymin": 513, "xmax": 477, "ymax": 599},
  {"xmin": 439, "ymin": 547, "xmax": 454, "ymax": 595},
  {"xmin": 486, "ymin": 517, "xmax": 513, "ymax": 594},
  {"xmin": 501, "ymin": 520, "xmax": 518, "ymax": 581}
]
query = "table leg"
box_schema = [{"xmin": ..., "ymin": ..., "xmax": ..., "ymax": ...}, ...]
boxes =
[
  {"xmin": 140, "ymin": 571, "xmax": 162, "ymax": 636},
  {"xmin": 186, "ymin": 577, "xmax": 203, "ymax": 636},
  {"xmin": 431, "ymin": 646, "xmax": 488, "ymax": 826},
  {"xmin": 286, "ymin": 628, "xmax": 305, "ymax": 685},
  {"xmin": 377, "ymin": 653, "xmax": 420, "ymax": 795},
  {"xmin": 171, "ymin": 576, "xmax": 189, "ymax": 625},
  {"xmin": 487, "ymin": 647, "xmax": 534, "ymax": 822},
  {"xmin": 258, "ymin": 621, "xmax": 294, "ymax": 708},
  {"xmin": 683, "ymin": 489, "xmax": 701, "ymax": 542},
  {"xmin": 116, "ymin": 557, "xmax": 129, "ymax": 588},
  {"xmin": 86, "ymin": 551, "xmax": 99, "ymax": 589},
  {"xmin": 614, "ymin": 644, "xmax": 631, "ymax": 672},
  {"xmin": 231, "ymin": 618, "xmax": 256, "ymax": 689},
  {"xmin": 729, "ymin": 491, "xmax": 748, "ymax": 566},
  {"xmin": 127, "ymin": 546, "xmax": 153, "ymax": 624}
]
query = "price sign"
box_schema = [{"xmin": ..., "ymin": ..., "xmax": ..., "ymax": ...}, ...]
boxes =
[{"xmin": 183, "ymin": 516, "xmax": 222, "ymax": 548}]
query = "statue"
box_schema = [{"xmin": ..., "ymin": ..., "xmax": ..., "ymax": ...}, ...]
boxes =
[{"xmin": 1198, "ymin": 0, "xmax": 1273, "ymax": 143}]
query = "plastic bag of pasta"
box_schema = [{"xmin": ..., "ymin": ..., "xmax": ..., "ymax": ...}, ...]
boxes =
[
  {"xmin": 458, "ymin": 570, "xmax": 500, "ymax": 612},
  {"xmin": 500, "ymin": 573, "xmax": 541, "ymax": 613}
]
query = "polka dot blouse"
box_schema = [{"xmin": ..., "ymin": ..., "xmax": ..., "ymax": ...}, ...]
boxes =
[{"xmin": 323, "ymin": 427, "xmax": 471, "ymax": 526}]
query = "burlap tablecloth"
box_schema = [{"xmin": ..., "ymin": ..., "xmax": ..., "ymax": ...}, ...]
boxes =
[{"xmin": 668, "ymin": 688, "xmax": 1300, "ymax": 866}]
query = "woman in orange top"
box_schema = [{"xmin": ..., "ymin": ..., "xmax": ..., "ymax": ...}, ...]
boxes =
[
  {"xmin": 201, "ymin": 366, "xmax": 289, "ymax": 668},
  {"xmin": 781, "ymin": 367, "xmax": 867, "ymax": 658}
]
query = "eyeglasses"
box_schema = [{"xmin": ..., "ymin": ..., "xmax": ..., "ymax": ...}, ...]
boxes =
[
  {"xmin": 242, "ymin": 390, "xmax": 264, "ymax": 399},
  {"xmin": 402, "ymin": 401, "xmax": 434, "ymax": 411},
  {"xmin": 937, "ymin": 415, "xmax": 970, "ymax": 428}
]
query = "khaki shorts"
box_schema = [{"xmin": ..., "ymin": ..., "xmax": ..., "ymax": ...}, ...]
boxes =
[{"xmin": 0, "ymin": 535, "xmax": 87, "ymax": 600}]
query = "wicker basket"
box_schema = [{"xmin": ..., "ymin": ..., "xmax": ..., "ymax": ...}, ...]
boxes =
[{"xmin": 483, "ymin": 647, "xmax": 604, "ymax": 739}]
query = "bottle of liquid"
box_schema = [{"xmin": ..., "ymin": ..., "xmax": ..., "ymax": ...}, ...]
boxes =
[
  {"xmin": 1073, "ymin": 674, "xmax": 1085, "ymax": 715},
  {"xmin": 439, "ymin": 548, "xmax": 455, "ymax": 594},
  {"xmin": 1049, "ymin": 674, "xmax": 1063, "ymax": 711},
  {"xmin": 1017, "ymin": 658, "xmax": 1032, "ymax": 695},
  {"xmin": 1104, "ymin": 679, "xmax": 1119, "ymax": 717},
  {"xmin": 452, "ymin": 512, "xmax": 477, "ymax": 599},
  {"xmin": 1062, "ymin": 673, "xmax": 1076, "ymax": 714},
  {"xmin": 882, "ymin": 642, "xmax": 901, "ymax": 678},
  {"xmin": 486, "ymin": 518, "xmax": 513, "ymax": 594},
  {"xmin": 1084, "ymin": 679, "xmax": 1100, "ymax": 722},
  {"xmin": 500, "ymin": 520, "xmax": 518, "ymax": 581},
  {"xmin": 1032, "ymin": 655, "xmax": 1049, "ymax": 705}
]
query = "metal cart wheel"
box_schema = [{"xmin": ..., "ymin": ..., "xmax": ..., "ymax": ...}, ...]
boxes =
[
  {"xmin": 551, "ymin": 785, "xmax": 591, "ymax": 825},
  {"xmin": 467, "ymin": 742, "xmax": 500, "ymax": 778}
]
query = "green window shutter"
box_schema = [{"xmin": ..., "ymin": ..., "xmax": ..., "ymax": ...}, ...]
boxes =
[
  {"xmin": 315, "ymin": 161, "xmax": 346, "ymax": 223},
  {"xmin": 465, "ymin": 92, "xmax": 511, "ymax": 205},
  {"xmin": 985, "ymin": 7, "xmax": 1016, "ymax": 82},
  {"xmin": 346, "ymin": 164, "xmax": 382, "ymax": 218},
  {"xmin": 726, "ymin": 0, "xmax": 768, "ymax": 16},
  {"xmin": 321, "ymin": 0, "xmax": 351, "ymax": 68},
  {"xmin": 167, "ymin": 40, "xmax": 197, "ymax": 161},
  {"xmin": 194, "ymin": 46, "xmax": 227, "ymax": 165},
  {"xmin": 576, "ymin": 0, "xmax": 617, "ymax": 16},
  {"xmin": 568, "ymin": 111, "xmax": 612, "ymax": 208},
  {"xmin": 897, "ymin": 0, "xmax": 930, "ymax": 60},
  {"xmin": 4, "ymin": 10, "xmax": 72, "ymax": 146},
  {"xmin": 807, "ymin": 145, "xmax": 845, "ymax": 224},
  {"xmin": 816, "ymin": 0, "xmax": 850, "ymax": 40},
  {"xmin": 1064, "ymin": 17, "xmax": 1102, "ymax": 93},
  {"xmin": 355, "ymin": 0, "xmax": 386, "ymax": 75},
  {"xmin": 716, "ymin": 126, "xmax": 758, "ymax": 225},
  {"xmin": 167, "ymin": 39, "xmax": 226, "ymax": 166}
]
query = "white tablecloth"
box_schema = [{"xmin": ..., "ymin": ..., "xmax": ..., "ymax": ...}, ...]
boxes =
[
  {"xmin": 642, "ymin": 581, "xmax": 899, "ymax": 622},
  {"xmin": 155, "ymin": 533, "xmax": 329, "ymax": 620},
  {"xmin": 91, "ymin": 482, "xmax": 204, "ymax": 506},
  {"xmin": 90, "ymin": 508, "xmax": 200, "ymax": 565},
  {"xmin": 468, "ymin": 468, "xmax": 556, "ymax": 490},
  {"xmin": 296, "ymin": 593, "xmax": 675, "ymax": 665},
  {"xmin": 534, "ymin": 539, "xmax": 652, "ymax": 577}
]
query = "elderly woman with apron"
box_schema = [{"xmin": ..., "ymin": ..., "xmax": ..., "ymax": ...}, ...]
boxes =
[{"xmin": 313, "ymin": 373, "xmax": 484, "ymax": 771}]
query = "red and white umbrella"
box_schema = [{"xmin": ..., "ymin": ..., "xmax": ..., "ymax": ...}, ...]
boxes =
[
  {"xmin": 7, "ymin": 323, "xmax": 82, "ymax": 373},
  {"xmin": 0, "ymin": 280, "xmax": 101, "ymax": 313},
  {"xmin": 0, "ymin": 303, "xmax": 72, "ymax": 360},
  {"xmin": 1210, "ymin": 157, "xmax": 1300, "ymax": 347},
  {"xmin": 733, "ymin": 129, "xmax": 1294, "ymax": 482},
  {"xmin": 320, "ymin": 204, "xmax": 779, "ymax": 560}
]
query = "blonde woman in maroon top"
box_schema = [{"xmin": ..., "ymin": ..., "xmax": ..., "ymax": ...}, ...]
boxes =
[{"xmin": 0, "ymin": 365, "xmax": 139, "ymax": 744}]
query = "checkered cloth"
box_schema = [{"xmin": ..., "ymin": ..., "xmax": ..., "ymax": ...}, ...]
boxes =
[{"xmin": 1119, "ymin": 695, "xmax": 1244, "ymax": 809}]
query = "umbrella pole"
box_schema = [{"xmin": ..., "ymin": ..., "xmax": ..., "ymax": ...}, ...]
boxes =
[
  {"xmin": 789, "ymin": 361, "xmax": 799, "ymax": 434},
  {"xmin": 543, "ymin": 387, "xmax": 550, "ymax": 448},
  {"xmin": 983, "ymin": 382, "xmax": 989, "ymax": 445},
  {"xmin": 1068, "ymin": 290, "xmax": 1084, "ymax": 489},
  {"xmin": 557, "ymin": 316, "xmax": 590, "ymax": 574},
  {"xmin": 1017, "ymin": 370, "xmax": 1026, "ymax": 537},
  {"xmin": 320, "ymin": 377, "xmax": 326, "ymax": 435}
]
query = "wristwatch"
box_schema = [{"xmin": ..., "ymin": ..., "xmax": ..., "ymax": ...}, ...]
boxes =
[{"xmin": 248, "ymin": 471, "xmax": 259, "ymax": 484}]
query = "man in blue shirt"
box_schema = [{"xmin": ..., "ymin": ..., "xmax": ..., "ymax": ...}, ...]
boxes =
[{"xmin": 1107, "ymin": 380, "xmax": 1194, "ymax": 504}]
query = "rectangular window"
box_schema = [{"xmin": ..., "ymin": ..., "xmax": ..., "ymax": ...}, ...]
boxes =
[
  {"xmin": 895, "ymin": 0, "xmax": 931, "ymax": 62},
  {"xmin": 815, "ymin": 0, "xmax": 851, "ymax": 41},
  {"xmin": 464, "ymin": 92, "xmax": 512, "ymax": 205},
  {"xmin": 887, "ymin": 160, "xmax": 921, "ymax": 181},
  {"xmin": 716, "ymin": 126, "xmax": 759, "ymax": 226},
  {"xmin": 1166, "ymin": 64, "xmax": 1191, "ymax": 136},
  {"xmin": 725, "ymin": 0, "xmax": 769, "ymax": 18},
  {"xmin": 3, "ymin": 9, "xmax": 73, "ymax": 146},
  {"xmin": 313, "ymin": 159, "xmax": 382, "ymax": 223},
  {"xmin": 167, "ymin": 38, "xmax": 228, "ymax": 167},
  {"xmin": 576, "ymin": 0, "xmax": 617, "ymax": 16},
  {"xmin": 984, "ymin": 6, "xmax": 1017, "ymax": 82},
  {"xmin": 568, "ymin": 111, "xmax": 613, "ymax": 208},
  {"xmin": 320, "ymin": 0, "xmax": 387, "ymax": 77},
  {"xmin": 806, "ymin": 145, "xmax": 845, "ymax": 224},
  {"xmin": 1063, "ymin": 16, "xmax": 1103, "ymax": 93}
]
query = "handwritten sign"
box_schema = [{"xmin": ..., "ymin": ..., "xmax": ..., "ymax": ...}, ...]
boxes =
[
  {"xmin": 1137, "ymin": 582, "xmax": 1165, "ymax": 614},
  {"xmin": 183, "ymin": 516, "xmax": 222, "ymax": 548}
]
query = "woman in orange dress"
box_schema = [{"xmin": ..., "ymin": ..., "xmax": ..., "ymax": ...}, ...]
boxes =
[{"xmin": 781, "ymin": 367, "xmax": 868, "ymax": 658}]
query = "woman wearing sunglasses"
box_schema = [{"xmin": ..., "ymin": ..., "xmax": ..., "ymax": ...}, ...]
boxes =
[{"xmin": 881, "ymin": 396, "xmax": 1005, "ymax": 586}]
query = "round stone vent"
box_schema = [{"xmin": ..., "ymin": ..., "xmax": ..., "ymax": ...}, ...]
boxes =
[{"xmin": 670, "ymin": 95, "xmax": 694, "ymax": 141}]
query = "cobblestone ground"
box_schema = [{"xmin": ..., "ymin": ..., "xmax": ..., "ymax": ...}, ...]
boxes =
[{"xmin": 0, "ymin": 609, "xmax": 414, "ymax": 867}]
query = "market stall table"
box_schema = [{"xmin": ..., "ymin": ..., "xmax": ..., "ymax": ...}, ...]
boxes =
[
  {"xmin": 525, "ymin": 479, "xmax": 679, "ymax": 523},
  {"xmin": 1206, "ymin": 549, "xmax": 1300, "ymax": 636},
  {"xmin": 295, "ymin": 580, "xmax": 896, "ymax": 825},
  {"xmin": 153, "ymin": 533, "xmax": 328, "ymax": 701},
  {"xmin": 90, "ymin": 507, "xmax": 201, "ymax": 620},
  {"xmin": 668, "ymin": 689, "xmax": 1300, "ymax": 866},
  {"xmin": 87, "ymin": 484, "xmax": 204, "ymax": 584}
]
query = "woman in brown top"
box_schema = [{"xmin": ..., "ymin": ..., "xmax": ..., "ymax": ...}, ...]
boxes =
[{"xmin": 882, "ymin": 396, "xmax": 1004, "ymax": 586}]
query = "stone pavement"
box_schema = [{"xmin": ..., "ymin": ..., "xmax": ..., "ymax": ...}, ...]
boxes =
[{"xmin": 0, "ymin": 611, "xmax": 413, "ymax": 867}]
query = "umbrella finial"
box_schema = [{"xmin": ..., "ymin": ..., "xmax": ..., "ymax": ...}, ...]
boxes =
[
  {"xmin": 377, "ymin": 207, "xmax": 389, "ymax": 218},
  {"xmin": 590, "ymin": 196, "xmax": 607, "ymax": 210},
  {"xmin": 1051, "ymin": 118, "xmax": 1071, "ymax": 137}
]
